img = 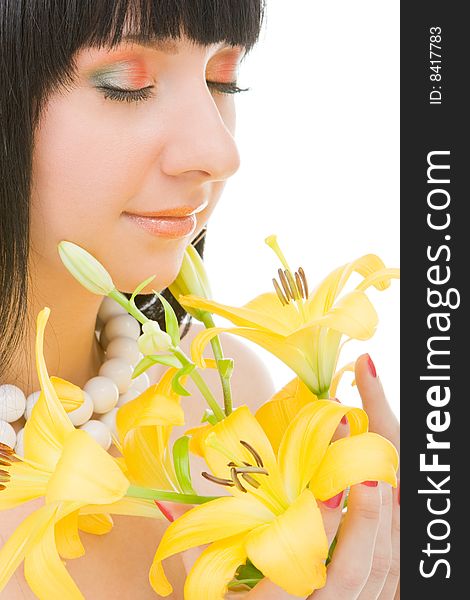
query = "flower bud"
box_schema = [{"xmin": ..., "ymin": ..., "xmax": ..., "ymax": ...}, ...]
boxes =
[
  {"xmin": 58, "ymin": 241, "xmax": 115, "ymax": 296},
  {"xmin": 137, "ymin": 321, "xmax": 172, "ymax": 355},
  {"xmin": 169, "ymin": 243, "xmax": 212, "ymax": 320}
]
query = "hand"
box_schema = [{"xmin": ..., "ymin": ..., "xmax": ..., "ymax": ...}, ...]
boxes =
[{"xmin": 244, "ymin": 353, "xmax": 400, "ymax": 599}]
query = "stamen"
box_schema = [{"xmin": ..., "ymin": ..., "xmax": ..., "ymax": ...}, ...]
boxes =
[
  {"xmin": 201, "ymin": 472, "xmax": 234, "ymax": 487},
  {"xmin": 241, "ymin": 473, "xmax": 261, "ymax": 488},
  {"xmin": 298, "ymin": 267, "xmax": 309, "ymax": 299},
  {"xmin": 0, "ymin": 442, "xmax": 14, "ymax": 455},
  {"xmin": 0, "ymin": 469, "xmax": 9, "ymax": 483},
  {"xmin": 278, "ymin": 269, "xmax": 293, "ymax": 301},
  {"xmin": 284, "ymin": 269, "xmax": 301, "ymax": 300},
  {"xmin": 240, "ymin": 440, "xmax": 264, "ymax": 468},
  {"xmin": 0, "ymin": 484, "xmax": 6, "ymax": 491},
  {"xmin": 273, "ymin": 278, "xmax": 289, "ymax": 305},
  {"xmin": 230, "ymin": 467, "xmax": 248, "ymax": 493},
  {"xmin": 0, "ymin": 459, "xmax": 11, "ymax": 467}
]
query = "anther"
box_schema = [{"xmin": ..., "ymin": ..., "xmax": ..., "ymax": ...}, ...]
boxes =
[
  {"xmin": 298, "ymin": 267, "xmax": 309, "ymax": 299},
  {"xmin": 0, "ymin": 459, "xmax": 11, "ymax": 467},
  {"xmin": 230, "ymin": 467, "xmax": 248, "ymax": 493},
  {"xmin": 239, "ymin": 440, "xmax": 264, "ymax": 468},
  {"xmin": 241, "ymin": 473, "xmax": 261, "ymax": 488},
  {"xmin": 0, "ymin": 442, "xmax": 14, "ymax": 455},
  {"xmin": 0, "ymin": 484, "xmax": 6, "ymax": 491},
  {"xmin": 201, "ymin": 472, "xmax": 234, "ymax": 487},
  {"xmin": 278, "ymin": 269, "xmax": 293, "ymax": 301},
  {"xmin": 273, "ymin": 278, "xmax": 289, "ymax": 306},
  {"xmin": 284, "ymin": 269, "xmax": 301, "ymax": 300},
  {"xmin": 0, "ymin": 469, "xmax": 9, "ymax": 482}
]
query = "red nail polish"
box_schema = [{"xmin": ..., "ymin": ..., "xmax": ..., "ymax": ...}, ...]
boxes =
[
  {"xmin": 155, "ymin": 501, "xmax": 175, "ymax": 522},
  {"xmin": 361, "ymin": 480, "xmax": 378, "ymax": 487},
  {"xmin": 367, "ymin": 354, "xmax": 377, "ymax": 378},
  {"xmin": 322, "ymin": 492, "xmax": 343, "ymax": 508}
]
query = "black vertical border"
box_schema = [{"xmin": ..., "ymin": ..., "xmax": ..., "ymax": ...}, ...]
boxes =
[{"xmin": 401, "ymin": 2, "xmax": 466, "ymax": 596}]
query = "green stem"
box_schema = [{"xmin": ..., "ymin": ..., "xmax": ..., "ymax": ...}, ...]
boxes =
[
  {"xmin": 108, "ymin": 289, "xmax": 149, "ymax": 325},
  {"xmin": 201, "ymin": 313, "xmax": 233, "ymax": 416},
  {"xmin": 172, "ymin": 347, "xmax": 225, "ymax": 422},
  {"xmin": 126, "ymin": 485, "xmax": 219, "ymax": 504}
]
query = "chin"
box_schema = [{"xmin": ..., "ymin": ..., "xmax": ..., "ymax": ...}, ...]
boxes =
[{"xmin": 110, "ymin": 244, "xmax": 187, "ymax": 295}]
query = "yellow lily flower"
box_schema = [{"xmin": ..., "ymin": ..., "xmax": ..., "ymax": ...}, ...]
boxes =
[
  {"xmin": 149, "ymin": 400, "xmax": 399, "ymax": 599},
  {"xmin": 0, "ymin": 308, "xmax": 161, "ymax": 599},
  {"xmin": 178, "ymin": 237, "xmax": 399, "ymax": 397}
]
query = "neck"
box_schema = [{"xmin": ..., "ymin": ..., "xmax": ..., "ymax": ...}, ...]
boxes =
[{"xmin": 2, "ymin": 253, "xmax": 106, "ymax": 396}]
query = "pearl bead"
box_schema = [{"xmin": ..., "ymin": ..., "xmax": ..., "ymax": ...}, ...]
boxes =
[
  {"xmin": 99, "ymin": 358, "xmax": 134, "ymax": 395},
  {"xmin": 106, "ymin": 336, "xmax": 141, "ymax": 365},
  {"xmin": 67, "ymin": 390, "xmax": 94, "ymax": 426},
  {"xmin": 98, "ymin": 296, "xmax": 128, "ymax": 323},
  {"xmin": 117, "ymin": 388, "xmax": 141, "ymax": 407},
  {"xmin": 84, "ymin": 376, "xmax": 119, "ymax": 414},
  {"xmin": 0, "ymin": 384, "xmax": 27, "ymax": 423},
  {"xmin": 99, "ymin": 328, "xmax": 110, "ymax": 350},
  {"xmin": 130, "ymin": 372, "xmax": 151, "ymax": 394},
  {"xmin": 104, "ymin": 314, "xmax": 141, "ymax": 343},
  {"xmin": 15, "ymin": 427, "xmax": 24, "ymax": 457},
  {"xmin": 78, "ymin": 420, "xmax": 112, "ymax": 451},
  {"xmin": 25, "ymin": 391, "xmax": 41, "ymax": 420},
  {"xmin": 0, "ymin": 419, "xmax": 16, "ymax": 448},
  {"xmin": 99, "ymin": 407, "xmax": 118, "ymax": 439}
]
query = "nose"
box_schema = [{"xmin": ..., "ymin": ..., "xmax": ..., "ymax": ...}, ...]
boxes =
[{"xmin": 159, "ymin": 82, "xmax": 241, "ymax": 182}]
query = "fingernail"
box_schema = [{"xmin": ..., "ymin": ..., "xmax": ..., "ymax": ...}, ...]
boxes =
[
  {"xmin": 333, "ymin": 398, "xmax": 348, "ymax": 425},
  {"xmin": 322, "ymin": 492, "xmax": 343, "ymax": 508},
  {"xmin": 367, "ymin": 354, "xmax": 377, "ymax": 378},
  {"xmin": 155, "ymin": 500, "xmax": 175, "ymax": 522},
  {"xmin": 361, "ymin": 480, "xmax": 378, "ymax": 487}
]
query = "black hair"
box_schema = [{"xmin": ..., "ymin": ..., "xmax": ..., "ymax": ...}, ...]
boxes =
[{"xmin": 0, "ymin": 0, "xmax": 265, "ymax": 380}]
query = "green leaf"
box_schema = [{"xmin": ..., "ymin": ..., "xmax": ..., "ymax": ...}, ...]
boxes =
[
  {"xmin": 228, "ymin": 559, "xmax": 264, "ymax": 589},
  {"xmin": 201, "ymin": 409, "xmax": 218, "ymax": 425},
  {"xmin": 152, "ymin": 289, "xmax": 180, "ymax": 346},
  {"xmin": 131, "ymin": 275, "xmax": 157, "ymax": 305},
  {"xmin": 171, "ymin": 363, "xmax": 196, "ymax": 396},
  {"xmin": 172, "ymin": 436, "xmax": 196, "ymax": 494},
  {"xmin": 216, "ymin": 358, "xmax": 234, "ymax": 379},
  {"xmin": 132, "ymin": 354, "xmax": 180, "ymax": 378}
]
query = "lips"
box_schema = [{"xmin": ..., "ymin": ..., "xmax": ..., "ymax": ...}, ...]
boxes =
[{"xmin": 125, "ymin": 200, "xmax": 208, "ymax": 219}]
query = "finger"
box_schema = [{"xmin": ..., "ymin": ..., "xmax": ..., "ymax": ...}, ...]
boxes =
[
  {"xmin": 379, "ymin": 483, "xmax": 400, "ymax": 599},
  {"xmin": 318, "ymin": 490, "xmax": 346, "ymax": 546},
  {"xmin": 355, "ymin": 354, "xmax": 400, "ymax": 455},
  {"xmin": 358, "ymin": 483, "xmax": 393, "ymax": 599},
  {"xmin": 313, "ymin": 482, "xmax": 381, "ymax": 599}
]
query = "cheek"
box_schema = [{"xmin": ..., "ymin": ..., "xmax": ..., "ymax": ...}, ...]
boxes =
[{"xmin": 30, "ymin": 91, "xmax": 159, "ymax": 247}]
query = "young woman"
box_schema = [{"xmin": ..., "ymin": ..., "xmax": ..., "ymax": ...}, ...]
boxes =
[{"xmin": 0, "ymin": 1, "xmax": 400, "ymax": 597}]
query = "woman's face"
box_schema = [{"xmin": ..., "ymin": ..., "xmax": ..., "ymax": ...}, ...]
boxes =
[{"xmin": 30, "ymin": 34, "xmax": 244, "ymax": 293}]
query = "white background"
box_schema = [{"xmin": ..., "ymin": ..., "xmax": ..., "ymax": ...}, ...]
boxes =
[{"xmin": 203, "ymin": 1, "xmax": 400, "ymax": 417}]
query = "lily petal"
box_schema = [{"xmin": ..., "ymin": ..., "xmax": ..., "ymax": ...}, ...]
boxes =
[
  {"xmin": 191, "ymin": 326, "xmax": 315, "ymax": 390},
  {"xmin": 0, "ymin": 462, "xmax": 49, "ymax": 510},
  {"xmin": 311, "ymin": 432, "xmax": 399, "ymax": 501},
  {"xmin": 46, "ymin": 429, "xmax": 129, "ymax": 505},
  {"xmin": 24, "ymin": 505, "xmax": 84, "ymax": 600},
  {"xmin": 149, "ymin": 495, "xmax": 273, "ymax": 596},
  {"xmin": 54, "ymin": 510, "xmax": 85, "ymax": 559},
  {"xmin": 245, "ymin": 489, "xmax": 328, "ymax": 597},
  {"xmin": 255, "ymin": 377, "xmax": 317, "ymax": 453},
  {"xmin": 184, "ymin": 534, "xmax": 247, "ymax": 600},
  {"xmin": 200, "ymin": 406, "xmax": 289, "ymax": 512},
  {"xmin": 278, "ymin": 401, "xmax": 368, "ymax": 501},
  {"xmin": 24, "ymin": 308, "xmax": 75, "ymax": 468},
  {"xmin": 307, "ymin": 254, "xmax": 388, "ymax": 320},
  {"xmin": 179, "ymin": 292, "xmax": 300, "ymax": 335},
  {"xmin": 77, "ymin": 513, "xmax": 114, "ymax": 534}
]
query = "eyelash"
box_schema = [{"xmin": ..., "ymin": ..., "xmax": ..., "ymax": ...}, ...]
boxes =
[{"xmin": 96, "ymin": 81, "xmax": 249, "ymax": 103}]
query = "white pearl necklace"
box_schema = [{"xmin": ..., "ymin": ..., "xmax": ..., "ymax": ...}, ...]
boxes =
[{"xmin": 0, "ymin": 297, "xmax": 150, "ymax": 455}]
